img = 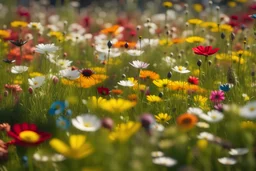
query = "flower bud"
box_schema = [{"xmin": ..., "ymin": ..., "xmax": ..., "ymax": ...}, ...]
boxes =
[
  {"xmin": 101, "ymin": 117, "xmax": 114, "ymax": 130},
  {"xmin": 221, "ymin": 33, "xmax": 225, "ymax": 39},
  {"xmin": 197, "ymin": 60, "xmax": 202, "ymax": 67},
  {"xmin": 158, "ymin": 92, "xmax": 164, "ymax": 98},
  {"xmin": 28, "ymin": 87, "xmax": 33, "ymax": 94},
  {"xmin": 167, "ymin": 71, "xmax": 172, "ymax": 78},
  {"xmin": 52, "ymin": 76, "xmax": 59, "ymax": 84},
  {"xmin": 107, "ymin": 40, "xmax": 112, "ymax": 49}
]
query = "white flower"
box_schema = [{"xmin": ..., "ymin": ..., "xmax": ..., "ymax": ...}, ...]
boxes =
[
  {"xmin": 197, "ymin": 132, "xmax": 215, "ymax": 141},
  {"xmin": 152, "ymin": 157, "xmax": 177, "ymax": 167},
  {"xmin": 187, "ymin": 107, "xmax": 204, "ymax": 116},
  {"xmin": 152, "ymin": 123, "xmax": 165, "ymax": 132},
  {"xmin": 46, "ymin": 53, "xmax": 59, "ymax": 63},
  {"xmin": 162, "ymin": 56, "xmax": 176, "ymax": 66},
  {"xmin": 11, "ymin": 66, "xmax": 28, "ymax": 74},
  {"xmin": 72, "ymin": 114, "xmax": 101, "ymax": 132},
  {"xmin": 196, "ymin": 122, "xmax": 210, "ymax": 128},
  {"xmin": 172, "ymin": 66, "xmax": 190, "ymax": 74},
  {"xmin": 117, "ymin": 80, "xmax": 134, "ymax": 87},
  {"xmin": 35, "ymin": 43, "xmax": 59, "ymax": 54},
  {"xmin": 218, "ymin": 157, "xmax": 237, "ymax": 165},
  {"xmin": 240, "ymin": 101, "xmax": 256, "ymax": 119},
  {"xmin": 95, "ymin": 45, "xmax": 121, "ymax": 58},
  {"xmin": 28, "ymin": 76, "xmax": 45, "ymax": 89},
  {"xmin": 151, "ymin": 151, "xmax": 164, "ymax": 158},
  {"xmin": 199, "ymin": 110, "xmax": 224, "ymax": 123},
  {"xmin": 55, "ymin": 59, "xmax": 72, "ymax": 69},
  {"xmin": 27, "ymin": 22, "xmax": 44, "ymax": 34},
  {"xmin": 33, "ymin": 153, "xmax": 65, "ymax": 162},
  {"xmin": 126, "ymin": 49, "xmax": 144, "ymax": 56},
  {"xmin": 229, "ymin": 148, "xmax": 249, "ymax": 156},
  {"xmin": 59, "ymin": 68, "xmax": 80, "ymax": 80},
  {"xmin": 129, "ymin": 60, "xmax": 149, "ymax": 69}
]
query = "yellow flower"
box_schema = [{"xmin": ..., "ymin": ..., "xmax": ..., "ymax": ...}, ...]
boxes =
[
  {"xmin": 211, "ymin": 24, "xmax": 233, "ymax": 33},
  {"xmin": 90, "ymin": 67, "xmax": 106, "ymax": 74},
  {"xmin": 48, "ymin": 31, "xmax": 64, "ymax": 41},
  {"xmin": 13, "ymin": 76, "xmax": 23, "ymax": 84},
  {"xmin": 235, "ymin": 50, "xmax": 252, "ymax": 57},
  {"xmin": 186, "ymin": 36, "xmax": 205, "ymax": 43},
  {"xmin": 194, "ymin": 95, "xmax": 208, "ymax": 104},
  {"xmin": 109, "ymin": 122, "xmax": 141, "ymax": 142},
  {"xmin": 193, "ymin": 4, "xmax": 203, "ymax": 12},
  {"xmin": 216, "ymin": 53, "xmax": 244, "ymax": 64},
  {"xmin": 11, "ymin": 21, "xmax": 28, "ymax": 28},
  {"xmin": 159, "ymin": 39, "xmax": 173, "ymax": 46},
  {"xmin": 167, "ymin": 81, "xmax": 188, "ymax": 91},
  {"xmin": 197, "ymin": 139, "xmax": 208, "ymax": 150},
  {"xmin": 162, "ymin": 1, "xmax": 172, "ymax": 8},
  {"xmin": 29, "ymin": 72, "xmax": 43, "ymax": 77},
  {"xmin": 193, "ymin": 69, "xmax": 200, "ymax": 77},
  {"xmin": 240, "ymin": 121, "xmax": 256, "ymax": 129},
  {"xmin": 228, "ymin": 1, "xmax": 237, "ymax": 7},
  {"xmin": 49, "ymin": 134, "xmax": 94, "ymax": 159},
  {"xmin": 242, "ymin": 94, "xmax": 250, "ymax": 101},
  {"xmin": 153, "ymin": 79, "xmax": 171, "ymax": 88},
  {"xmin": 99, "ymin": 98, "xmax": 136, "ymax": 113},
  {"xmin": 0, "ymin": 30, "xmax": 10, "ymax": 39},
  {"xmin": 188, "ymin": 19, "xmax": 203, "ymax": 25},
  {"xmin": 87, "ymin": 96, "xmax": 107, "ymax": 110},
  {"xmin": 147, "ymin": 95, "xmax": 162, "ymax": 102},
  {"xmin": 155, "ymin": 113, "xmax": 171, "ymax": 123},
  {"xmin": 200, "ymin": 22, "xmax": 218, "ymax": 29}
]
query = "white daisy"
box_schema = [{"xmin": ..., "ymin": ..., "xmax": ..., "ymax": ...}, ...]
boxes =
[
  {"xmin": 28, "ymin": 76, "xmax": 45, "ymax": 89},
  {"xmin": 229, "ymin": 148, "xmax": 249, "ymax": 156},
  {"xmin": 35, "ymin": 43, "xmax": 59, "ymax": 54},
  {"xmin": 172, "ymin": 66, "xmax": 190, "ymax": 74},
  {"xmin": 199, "ymin": 110, "xmax": 224, "ymax": 123},
  {"xmin": 240, "ymin": 101, "xmax": 256, "ymax": 119},
  {"xmin": 33, "ymin": 153, "xmax": 65, "ymax": 162},
  {"xmin": 55, "ymin": 59, "xmax": 72, "ymax": 69},
  {"xmin": 187, "ymin": 107, "xmax": 204, "ymax": 116},
  {"xmin": 151, "ymin": 151, "xmax": 164, "ymax": 158},
  {"xmin": 129, "ymin": 60, "xmax": 149, "ymax": 69},
  {"xmin": 218, "ymin": 157, "xmax": 237, "ymax": 165},
  {"xmin": 59, "ymin": 68, "xmax": 80, "ymax": 80},
  {"xmin": 126, "ymin": 49, "xmax": 144, "ymax": 56},
  {"xmin": 197, "ymin": 132, "xmax": 215, "ymax": 141},
  {"xmin": 71, "ymin": 114, "xmax": 101, "ymax": 132},
  {"xmin": 11, "ymin": 66, "xmax": 28, "ymax": 74},
  {"xmin": 152, "ymin": 157, "xmax": 177, "ymax": 167},
  {"xmin": 117, "ymin": 80, "xmax": 134, "ymax": 87}
]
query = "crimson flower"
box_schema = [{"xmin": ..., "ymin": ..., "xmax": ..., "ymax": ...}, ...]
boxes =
[
  {"xmin": 7, "ymin": 123, "xmax": 51, "ymax": 146},
  {"xmin": 192, "ymin": 46, "xmax": 219, "ymax": 57},
  {"xmin": 188, "ymin": 76, "xmax": 199, "ymax": 85},
  {"xmin": 97, "ymin": 86, "xmax": 110, "ymax": 96}
]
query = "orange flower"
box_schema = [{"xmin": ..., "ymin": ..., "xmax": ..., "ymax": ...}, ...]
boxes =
[
  {"xmin": 111, "ymin": 89, "xmax": 123, "ymax": 95},
  {"xmin": 177, "ymin": 113, "xmax": 198, "ymax": 130},
  {"xmin": 140, "ymin": 70, "xmax": 160, "ymax": 80},
  {"xmin": 172, "ymin": 38, "xmax": 185, "ymax": 44},
  {"xmin": 23, "ymin": 55, "xmax": 33, "ymax": 61},
  {"xmin": 100, "ymin": 25, "xmax": 122, "ymax": 35},
  {"xmin": 127, "ymin": 94, "xmax": 138, "ymax": 102},
  {"xmin": 114, "ymin": 41, "xmax": 137, "ymax": 48}
]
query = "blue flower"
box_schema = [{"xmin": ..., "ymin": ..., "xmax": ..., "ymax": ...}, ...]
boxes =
[
  {"xmin": 249, "ymin": 14, "xmax": 256, "ymax": 19},
  {"xmin": 48, "ymin": 101, "xmax": 68, "ymax": 115},
  {"xmin": 219, "ymin": 83, "xmax": 231, "ymax": 92},
  {"xmin": 56, "ymin": 116, "xmax": 70, "ymax": 130}
]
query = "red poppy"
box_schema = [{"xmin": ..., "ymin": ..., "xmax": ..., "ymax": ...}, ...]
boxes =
[
  {"xmin": 7, "ymin": 123, "xmax": 51, "ymax": 146},
  {"xmin": 97, "ymin": 86, "xmax": 110, "ymax": 96},
  {"xmin": 188, "ymin": 76, "xmax": 199, "ymax": 85},
  {"xmin": 192, "ymin": 46, "xmax": 219, "ymax": 56}
]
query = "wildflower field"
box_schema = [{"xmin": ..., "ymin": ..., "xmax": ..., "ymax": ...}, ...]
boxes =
[{"xmin": 0, "ymin": 0, "xmax": 256, "ymax": 170}]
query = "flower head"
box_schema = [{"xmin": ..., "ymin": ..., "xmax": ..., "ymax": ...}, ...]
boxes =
[
  {"xmin": 28, "ymin": 76, "xmax": 45, "ymax": 89},
  {"xmin": 129, "ymin": 60, "xmax": 149, "ymax": 69},
  {"xmin": 118, "ymin": 80, "xmax": 134, "ymax": 87},
  {"xmin": 172, "ymin": 66, "xmax": 190, "ymax": 74},
  {"xmin": 152, "ymin": 157, "xmax": 177, "ymax": 167},
  {"xmin": 11, "ymin": 66, "xmax": 28, "ymax": 74},
  {"xmin": 188, "ymin": 76, "xmax": 199, "ymax": 85},
  {"xmin": 7, "ymin": 123, "xmax": 51, "ymax": 146},
  {"xmin": 59, "ymin": 68, "xmax": 80, "ymax": 80},
  {"xmin": 35, "ymin": 43, "xmax": 59, "ymax": 54},
  {"xmin": 155, "ymin": 113, "xmax": 171, "ymax": 123},
  {"xmin": 240, "ymin": 101, "xmax": 256, "ymax": 119},
  {"xmin": 72, "ymin": 114, "xmax": 101, "ymax": 132},
  {"xmin": 48, "ymin": 101, "xmax": 68, "ymax": 115},
  {"xmin": 50, "ymin": 134, "xmax": 93, "ymax": 159},
  {"xmin": 97, "ymin": 86, "xmax": 110, "ymax": 96},
  {"xmin": 177, "ymin": 113, "xmax": 198, "ymax": 130},
  {"xmin": 140, "ymin": 70, "xmax": 160, "ymax": 80},
  {"xmin": 147, "ymin": 95, "xmax": 162, "ymax": 103},
  {"xmin": 99, "ymin": 98, "xmax": 136, "ymax": 113},
  {"xmin": 218, "ymin": 157, "xmax": 237, "ymax": 165},
  {"xmin": 192, "ymin": 45, "xmax": 219, "ymax": 56},
  {"xmin": 210, "ymin": 90, "xmax": 225, "ymax": 103}
]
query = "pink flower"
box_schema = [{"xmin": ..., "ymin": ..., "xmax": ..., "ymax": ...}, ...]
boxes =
[{"xmin": 210, "ymin": 90, "xmax": 225, "ymax": 103}]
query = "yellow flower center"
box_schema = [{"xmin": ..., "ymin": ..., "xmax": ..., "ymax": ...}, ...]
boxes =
[
  {"xmin": 249, "ymin": 107, "xmax": 255, "ymax": 111},
  {"xmin": 84, "ymin": 123, "xmax": 91, "ymax": 127},
  {"xmin": 19, "ymin": 130, "xmax": 40, "ymax": 143},
  {"xmin": 178, "ymin": 66, "xmax": 183, "ymax": 71}
]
